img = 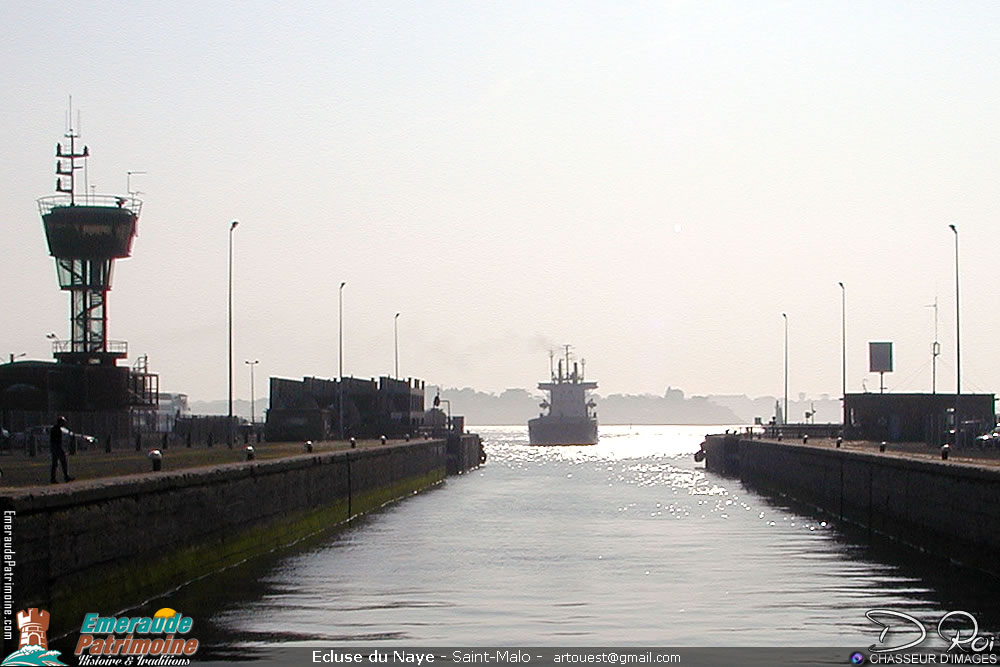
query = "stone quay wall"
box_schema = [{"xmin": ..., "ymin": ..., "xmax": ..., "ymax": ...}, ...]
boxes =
[
  {"xmin": 1, "ymin": 434, "xmax": 483, "ymax": 645},
  {"xmin": 703, "ymin": 434, "xmax": 1000, "ymax": 574}
]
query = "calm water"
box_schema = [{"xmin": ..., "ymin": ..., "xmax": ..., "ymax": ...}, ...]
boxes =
[{"xmin": 119, "ymin": 425, "xmax": 1000, "ymax": 654}]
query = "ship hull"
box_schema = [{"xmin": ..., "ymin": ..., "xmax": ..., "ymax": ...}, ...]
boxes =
[{"xmin": 528, "ymin": 416, "xmax": 598, "ymax": 445}]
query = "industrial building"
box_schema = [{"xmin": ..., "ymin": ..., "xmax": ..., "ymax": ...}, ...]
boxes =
[
  {"xmin": 265, "ymin": 375, "xmax": 427, "ymax": 441},
  {"xmin": 844, "ymin": 392, "xmax": 995, "ymax": 445}
]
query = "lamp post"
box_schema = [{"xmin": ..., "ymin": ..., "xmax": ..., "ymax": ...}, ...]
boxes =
[
  {"xmin": 782, "ymin": 312, "xmax": 788, "ymax": 426},
  {"xmin": 339, "ymin": 281, "xmax": 346, "ymax": 440},
  {"xmin": 949, "ymin": 224, "xmax": 960, "ymax": 444},
  {"xmin": 838, "ymin": 282, "xmax": 846, "ymax": 426},
  {"xmin": 394, "ymin": 312, "xmax": 400, "ymax": 379},
  {"xmin": 245, "ymin": 360, "xmax": 259, "ymax": 424},
  {"xmin": 441, "ymin": 398, "xmax": 452, "ymax": 432},
  {"xmin": 228, "ymin": 220, "xmax": 239, "ymax": 449},
  {"xmin": 926, "ymin": 298, "xmax": 940, "ymax": 394}
]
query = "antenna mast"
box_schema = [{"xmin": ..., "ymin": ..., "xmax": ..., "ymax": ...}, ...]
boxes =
[{"xmin": 55, "ymin": 97, "xmax": 89, "ymax": 206}]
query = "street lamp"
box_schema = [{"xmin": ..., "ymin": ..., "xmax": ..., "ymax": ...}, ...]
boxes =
[
  {"xmin": 949, "ymin": 224, "xmax": 960, "ymax": 444},
  {"xmin": 441, "ymin": 398, "xmax": 452, "ymax": 432},
  {"xmin": 339, "ymin": 281, "xmax": 346, "ymax": 440},
  {"xmin": 245, "ymin": 360, "xmax": 259, "ymax": 424},
  {"xmin": 926, "ymin": 298, "xmax": 940, "ymax": 394},
  {"xmin": 228, "ymin": 220, "xmax": 239, "ymax": 449},
  {"xmin": 394, "ymin": 312, "xmax": 400, "ymax": 379},
  {"xmin": 782, "ymin": 312, "xmax": 788, "ymax": 426},
  {"xmin": 838, "ymin": 282, "xmax": 846, "ymax": 426}
]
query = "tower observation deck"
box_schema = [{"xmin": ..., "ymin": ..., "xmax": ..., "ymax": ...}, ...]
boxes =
[{"xmin": 37, "ymin": 119, "xmax": 142, "ymax": 366}]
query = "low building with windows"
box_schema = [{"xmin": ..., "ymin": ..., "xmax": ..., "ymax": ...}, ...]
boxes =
[
  {"xmin": 265, "ymin": 375, "xmax": 426, "ymax": 442},
  {"xmin": 844, "ymin": 392, "xmax": 995, "ymax": 445}
]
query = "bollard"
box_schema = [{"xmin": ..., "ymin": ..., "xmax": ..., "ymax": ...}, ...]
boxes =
[
  {"xmin": 148, "ymin": 449, "xmax": 163, "ymax": 471},
  {"xmin": 405, "ymin": 433, "xmax": 411, "ymax": 442},
  {"xmin": 350, "ymin": 437, "xmax": 357, "ymax": 449},
  {"xmin": 380, "ymin": 435, "xmax": 387, "ymax": 445},
  {"xmin": 879, "ymin": 441, "xmax": 887, "ymax": 452},
  {"xmin": 802, "ymin": 434, "xmax": 808, "ymax": 444},
  {"xmin": 304, "ymin": 440, "xmax": 313, "ymax": 453},
  {"xmin": 941, "ymin": 444, "xmax": 951, "ymax": 460},
  {"xmin": 777, "ymin": 432, "xmax": 782, "ymax": 442},
  {"xmin": 245, "ymin": 446, "xmax": 255, "ymax": 461},
  {"xmin": 836, "ymin": 436, "xmax": 842, "ymax": 449}
]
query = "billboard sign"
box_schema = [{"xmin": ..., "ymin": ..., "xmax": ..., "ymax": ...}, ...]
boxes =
[{"xmin": 869, "ymin": 341, "xmax": 893, "ymax": 373}]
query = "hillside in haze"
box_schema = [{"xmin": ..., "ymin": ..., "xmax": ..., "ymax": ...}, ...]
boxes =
[
  {"xmin": 430, "ymin": 387, "xmax": 842, "ymax": 426},
  {"xmin": 189, "ymin": 388, "xmax": 843, "ymax": 426}
]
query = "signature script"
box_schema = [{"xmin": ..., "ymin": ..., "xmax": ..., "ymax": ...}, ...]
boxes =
[{"xmin": 867, "ymin": 609, "xmax": 998, "ymax": 654}]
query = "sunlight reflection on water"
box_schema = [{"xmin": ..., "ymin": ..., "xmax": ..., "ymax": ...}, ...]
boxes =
[{"xmin": 163, "ymin": 425, "xmax": 1000, "ymax": 651}]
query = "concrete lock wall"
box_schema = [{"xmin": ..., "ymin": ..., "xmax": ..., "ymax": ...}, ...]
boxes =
[
  {"xmin": 1, "ymin": 436, "xmax": 482, "ymax": 643},
  {"xmin": 703, "ymin": 435, "xmax": 1000, "ymax": 574}
]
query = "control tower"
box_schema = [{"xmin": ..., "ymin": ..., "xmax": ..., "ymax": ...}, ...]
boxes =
[{"xmin": 37, "ymin": 119, "xmax": 142, "ymax": 365}]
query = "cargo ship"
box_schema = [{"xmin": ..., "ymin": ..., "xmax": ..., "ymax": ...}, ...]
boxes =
[{"xmin": 528, "ymin": 346, "xmax": 598, "ymax": 445}]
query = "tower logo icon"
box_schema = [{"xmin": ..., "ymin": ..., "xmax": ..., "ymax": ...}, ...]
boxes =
[{"xmin": 1, "ymin": 608, "xmax": 65, "ymax": 666}]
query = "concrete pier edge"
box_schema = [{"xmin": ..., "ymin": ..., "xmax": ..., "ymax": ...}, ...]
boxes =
[
  {"xmin": 702, "ymin": 433, "xmax": 1000, "ymax": 578},
  {"xmin": 2, "ymin": 434, "xmax": 483, "ymax": 646}
]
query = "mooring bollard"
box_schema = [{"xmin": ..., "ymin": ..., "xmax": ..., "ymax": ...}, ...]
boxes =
[
  {"xmin": 836, "ymin": 436, "xmax": 842, "ymax": 448},
  {"xmin": 380, "ymin": 435, "xmax": 387, "ymax": 445},
  {"xmin": 304, "ymin": 440, "xmax": 313, "ymax": 453},
  {"xmin": 245, "ymin": 445, "xmax": 255, "ymax": 461},
  {"xmin": 405, "ymin": 433, "xmax": 411, "ymax": 442},
  {"xmin": 777, "ymin": 432, "xmax": 782, "ymax": 441},
  {"xmin": 802, "ymin": 434, "xmax": 808, "ymax": 444},
  {"xmin": 942, "ymin": 444, "xmax": 951, "ymax": 460},
  {"xmin": 148, "ymin": 449, "xmax": 163, "ymax": 471},
  {"xmin": 879, "ymin": 441, "xmax": 887, "ymax": 452},
  {"xmin": 350, "ymin": 437, "xmax": 357, "ymax": 449}
]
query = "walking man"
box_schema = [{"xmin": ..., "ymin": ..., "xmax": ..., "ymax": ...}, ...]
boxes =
[{"xmin": 50, "ymin": 416, "xmax": 74, "ymax": 484}]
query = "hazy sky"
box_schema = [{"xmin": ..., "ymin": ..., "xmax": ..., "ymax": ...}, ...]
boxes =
[{"xmin": 3, "ymin": 2, "xmax": 1000, "ymax": 404}]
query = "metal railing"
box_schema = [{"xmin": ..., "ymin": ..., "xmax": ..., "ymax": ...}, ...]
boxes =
[
  {"xmin": 37, "ymin": 193, "xmax": 143, "ymax": 216},
  {"xmin": 51, "ymin": 339, "xmax": 128, "ymax": 355}
]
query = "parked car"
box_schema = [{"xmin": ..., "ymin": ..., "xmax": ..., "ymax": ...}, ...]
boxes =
[
  {"xmin": 975, "ymin": 428, "xmax": 1000, "ymax": 448},
  {"xmin": 13, "ymin": 425, "xmax": 49, "ymax": 447}
]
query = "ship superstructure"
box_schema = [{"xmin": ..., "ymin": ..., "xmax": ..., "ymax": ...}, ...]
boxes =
[{"xmin": 528, "ymin": 346, "xmax": 598, "ymax": 445}]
